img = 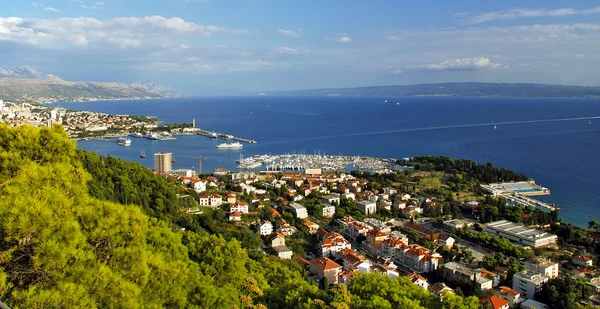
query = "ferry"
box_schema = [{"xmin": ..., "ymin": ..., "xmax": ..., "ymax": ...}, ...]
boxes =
[
  {"xmin": 116, "ymin": 137, "xmax": 131, "ymax": 146},
  {"xmin": 217, "ymin": 142, "xmax": 243, "ymax": 149},
  {"xmin": 129, "ymin": 132, "xmax": 143, "ymax": 138}
]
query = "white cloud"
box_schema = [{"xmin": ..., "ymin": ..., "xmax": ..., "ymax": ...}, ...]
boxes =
[
  {"xmin": 45, "ymin": 7, "xmax": 61, "ymax": 13},
  {"xmin": 31, "ymin": 2, "xmax": 42, "ymax": 8},
  {"xmin": 278, "ymin": 29, "xmax": 301, "ymax": 37},
  {"xmin": 332, "ymin": 36, "xmax": 352, "ymax": 43},
  {"xmin": 387, "ymin": 35, "xmax": 400, "ymax": 41},
  {"xmin": 0, "ymin": 16, "xmax": 247, "ymax": 49},
  {"xmin": 276, "ymin": 47, "xmax": 298, "ymax": 54},
  {"xmin": 411, "ymin": 57, "xmax": 503, "ymax": 71},
  {"xmin": 460, "ymin": 7, "xmax": 600, "ymax": 24}
]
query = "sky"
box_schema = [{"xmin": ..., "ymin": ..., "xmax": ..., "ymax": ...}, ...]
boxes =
[{"xmin": 1, "ymin": 0, "xmax": 600, "ymax": 94}]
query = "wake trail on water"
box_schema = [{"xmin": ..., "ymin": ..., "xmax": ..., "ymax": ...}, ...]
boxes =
[{"xmin": 261, "ymin": 115, "xmax": 600, "ymax": 145}]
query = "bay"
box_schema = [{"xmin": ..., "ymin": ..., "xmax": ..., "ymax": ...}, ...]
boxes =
[{"xmin": 53, "ymin": 96, "xmax": 600, "ymax": 227}]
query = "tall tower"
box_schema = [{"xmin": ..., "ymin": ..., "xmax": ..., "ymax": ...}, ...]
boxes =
[
  {"xmin": 192, "ymin": 118, "xmax": 196, "ymax": 128},
  {"xmin": 154, "ymin": 152, "xmax": 173, "ymax": 173}
]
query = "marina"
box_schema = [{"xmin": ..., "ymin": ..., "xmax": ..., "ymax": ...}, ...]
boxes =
[{"xmin": 236, "ymin": 154, "xmax": 396, "ymax": 173}]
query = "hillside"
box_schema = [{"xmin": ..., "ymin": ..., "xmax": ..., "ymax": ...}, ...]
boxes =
[
  {"xmin": 0, "ymin": 66, "xmax": 180, "ymax": 101},
  {"xmin": 0, "ymin": 124, "xmax": 478, "ymax": 308},
  {"xmin": 263, "ymin": 82, "xmax": 600, "ymax": 98}
]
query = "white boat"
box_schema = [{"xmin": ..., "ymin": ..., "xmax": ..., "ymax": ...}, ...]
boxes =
[
  {"xmin": 209, "ymin": 132, "xmax": 218, "ymax": 138},
  {"xmin": 494, "ymin": 125, "xmax": 497, "ymax": 129},
  {"xmin": 116, "ymin": 137, "xmax": 131, "ymax": 146},
  {"xmin": 129, "ymin": 132, "xmax": 143, "ymax": 138},
  {"xmin": 217, "ymin": 142, "xmax": 243, "ymax": 149}
]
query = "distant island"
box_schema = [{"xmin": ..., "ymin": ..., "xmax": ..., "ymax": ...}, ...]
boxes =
[
  {"xmin": 262, "ymin": 82, "xmax": 600, "ymax": 98},
  {"xmin": 0, "ymin": 66, "xmax": 182, "ymax": 103}
]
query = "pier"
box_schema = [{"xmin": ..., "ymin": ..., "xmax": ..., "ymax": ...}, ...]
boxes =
[
  {"xmin": 502, "ymin": 193, "xmax": 559, "ymax": 212},
  {"xmin": 197, "ymin": 130, "xmax": 257, "ymax": 144}
]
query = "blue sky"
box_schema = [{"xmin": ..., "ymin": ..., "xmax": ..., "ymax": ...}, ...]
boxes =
[{"xmin": 1, "ymin": 0, "xmax": 600, "ymax": 94}]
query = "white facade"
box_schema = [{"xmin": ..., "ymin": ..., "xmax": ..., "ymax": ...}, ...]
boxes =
[
  {"xmin": 230, "ymin": 202, "xmax": 249, "ymax": 214},
  {"xmin": 259, "ymin": 221, "xmax": 273, "ymax": 236},
  {"xmin": 357, "ymin": 201, "xmax": 377, "ymax": 215},
  {"xmin": 525, "ymin": 259, "xmax": 559, "ymax": 279},
  {"xmin": 512, "ymin": 271, "xmax": 549, "ymax": 299},
  {"xmin": 322, "ymin": 204, "xmax": 336, "ymax": 218},
  {"xmin": 199, "ymin": 194, "xmax": 222, "ymax": 207},
  {"xmin": 290, "ymin": 203, "xmax": 308, "ymax": 219},
  {"xmin": 154, "ymin": 152, "xmax": 172, "ymax": 173}
]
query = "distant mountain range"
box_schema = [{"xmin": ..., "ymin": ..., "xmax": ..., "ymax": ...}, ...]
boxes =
[
  {"xmin": 0, "ymin": 66, "xmax": 180, "ymax": 102},
  {"xmin": 262, "ymin": 82, "xmax": 600, "ymax": 98}
]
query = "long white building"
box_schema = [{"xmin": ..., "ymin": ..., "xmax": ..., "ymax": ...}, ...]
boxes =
[{"xmin": 483, "ymin": 220, "xmax": 557, "ymax": 248}]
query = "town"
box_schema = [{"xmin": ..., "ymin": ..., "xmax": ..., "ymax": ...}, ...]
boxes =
[
  {"xmin": 0, "ymin": 99, "xmax": 164, "ymax": 138},
  {"xmin": 151, "ymin": 152, "xmax": 600, "ymax": 309}
]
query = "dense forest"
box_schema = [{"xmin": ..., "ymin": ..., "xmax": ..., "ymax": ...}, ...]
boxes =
[{"xmin": 0, "ymin": 124, "xmax": 480, "ymax": 308}]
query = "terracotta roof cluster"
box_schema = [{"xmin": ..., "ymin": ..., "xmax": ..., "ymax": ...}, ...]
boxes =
[
  {"xmin": 499, "ymin": 286, "xmax": 520, "ymax": 297},
  {"xmin": 201, "ymin": 194, "xmax": 222, "ymax": 199}
]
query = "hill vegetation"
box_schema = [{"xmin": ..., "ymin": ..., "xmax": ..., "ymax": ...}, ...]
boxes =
[{"xmin": 0, "ymin": 124, "xmax": 479, "ymax": 308}]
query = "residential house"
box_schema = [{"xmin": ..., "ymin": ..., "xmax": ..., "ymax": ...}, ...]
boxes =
[
  {"xmin": 340, "ymin": 249, "xmax": 372, "ymax": 273},
  {"xmin": 258, "ymin": 220, "xmax": 273, "ymax": 236},
  {"xmin": 290, "ymin": 203, "xmax": 308, "ymax": 219},
  {"xmin": 321, "ymin": 204, "xmax": 336, "ymax": 218},
  {"xmin": 572, "ymin": 255, "xmax": 594, "ymax": 267},
  {"xmin": 403, "ymin": 246, "xmax": 441, "ymax": 273},
  {"xmin": 338, "ymin": 270, "xmax": 356, "ymax": 286},
  {"xmin": 393, "ymin": 200, "xmax": 407, "ymax": 211},
  {"xmin": 229, "ymin": 211, "xmax": 242, "ymax": 221},
  {"xmin": 341, "ymin": 192, "xmax": 356, "ymax": 200},
  {"xmin": 486, "ymin": 296, "xmax": 510, "ymax": 309},
  {"xmin": 430, "ymin": 283, "xmax": 454, "ymax": 299},
  {"xmin": 357, "ymin": 201, "xmax": 377, "ymax": 215},
  {"xmin": 230, "ymin": 201, "xmax": 249, "ymax": 214},
  {"xmin": 420, "ymin": 233, "xmax": 455, "ymax": 248},
  {"xmin": 512, "ymin": 271, "xmax": 549, "ymax": 300},
  {"xmin": 407, "ymin": 272, "xmax": 429, "ymax": 290},
  {"xmin": 321, "ymin": 194, "xmax": 341, "ymax": 205},
  {"xmin": 278, "ymin": 222, "xmax": 298, "ymax": 236},
  {"xmin": 193, "ymin": 180, "xmax": 207, "ymax": 193},
  {"xmin": 267, "ymin": 233, "xmax": 293, "ymax": 259},
  {"xmin": 498, "ymin": 286, "xmax": 521, "ymax": 307},
  {"xmin": 199, "ymin": 194, "xmax": 222, "ymax": 207},
  {"xmin": 310, "ymin": 257, "xmax": 342, "ymax": 285},
  {"xmin": 303, "ymin": 221, "xmax": 320, "ymax": 234},
  {"xmin": 226, "ymin": 192, "xmax": 237, "ymax": 204},
  {"xmin": 366, "ymin": 230, "xmax": 389, "ymax": 252},
  {"xmin": 321, "ymin": 232, "xmax": 352, "ymax": 257},
  {"xmin": 525, "ymin": 258, "xmax": 559, "ymax": 279}
]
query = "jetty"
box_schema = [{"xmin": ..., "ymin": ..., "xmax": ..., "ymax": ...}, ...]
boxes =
[{"xmin": 197, "ymin": 130, "xmax": 257, "ymax": 144}]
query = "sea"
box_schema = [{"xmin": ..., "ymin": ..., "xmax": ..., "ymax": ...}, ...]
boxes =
[{"xmin": 52, "ymin": 96, "xmax": 600, "ymax": 227}]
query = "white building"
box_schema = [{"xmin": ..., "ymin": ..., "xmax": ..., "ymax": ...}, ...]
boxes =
[
  {"xmin": 483, "ymin": 220, "xmax": 557, "ymax": 248},
  {"xmin": 512, "ymin": 271, "xmax": 549, "ymax": 300},
  {"xmin": 572, "ymin": 255, "xmax": 594, "ymax": 267},
  {"xmin": 525, "ymin": 258, "xmax": 559, "ymax": 279},
  {"xmin": 357, "ymin": 201, "xmax": 377, "ymax": 215},
  {"xmin": 193, "ymin": 181, "xmax": 207, "ymax": 193},
  {"xmin": 230, "ymin": 202, "xmax": 249, "ymax": 214},
  {"xmin": 154, "ymin": 152, "xmax": 172, "ymax": 173},
  {"xmin": 199, "ymin": 194, "xmax": 222, "ymax": 207},
  {"xmin": 322, "ymin": 204, "xmax": 336, "ymax": 218},
  {"xmin": 170, "ymin": 169, "xmax": 196, "ymax": 177},
  {"xmin": 289, "ymin": 203, "xmax": 308, "ymax": 219},
  {"xmin": 258, "ymin": 221, "xmax": 274, "ymax": 236}
]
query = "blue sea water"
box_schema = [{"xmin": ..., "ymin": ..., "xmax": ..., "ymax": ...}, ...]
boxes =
[{"xmin": 53, "ymin": 96, "xmax": 600, "ymax": 227}]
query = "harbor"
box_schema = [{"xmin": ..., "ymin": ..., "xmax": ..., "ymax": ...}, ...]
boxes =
[{"xmin": 236, "ymin": 154, "xmax": 398, "ymax": 173}]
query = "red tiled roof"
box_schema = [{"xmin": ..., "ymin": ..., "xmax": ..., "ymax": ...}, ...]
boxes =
[
  {"xmin": 574, "ymin": 255, "xmax": 593, "ymax": 262},
  {"xmin": 489, "ymin": 296, "xmax": 509, "ymax": 309},
  {"xmin": 310, "ymin": 257, "xmax": 342, "ymax": 271},
  {"xmin": 499, "ymin": 286, "xmax": 520, "ymax": 297}
]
